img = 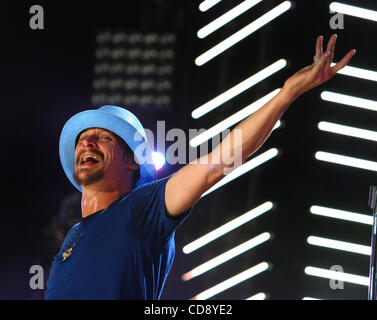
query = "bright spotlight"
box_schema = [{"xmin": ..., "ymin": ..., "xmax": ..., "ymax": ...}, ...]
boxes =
[{"xmin": 152, "ymin": 152, "xmax": 166, "ymax": 170}]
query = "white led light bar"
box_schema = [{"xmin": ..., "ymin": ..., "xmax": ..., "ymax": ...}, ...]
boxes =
[
  {"xmin": 183, "ymin": 201, "xmax": 273, "ymax": 254},
  {"xmin": 202, "ymin": 148, "xmax": 279, "ymax": 197},
  {"xmin": 315, "ymin": 151, "xmax": 377, "ymax": 172},
  {"xmin": 321, "ymin": 91, "xmax": 377, "ymax": 112},
  {"xmin": 330, "ymin": 2, "xmax": 377, "ymax": 22},
  {"xmin": 198, "ymin": 0, "xmax": 263, "ymax": 39},
  {"xmin": 192, "ymin": 61, "xmax": 286, "ymax": 119},
  {"xmin": 190, "ymin": 89, "xmax": 281, "ymax": 147},
  {"xmin": 199, "ymin": 0, "xmax": 222, "ymax": 12},
  {"xmin": 310, "ymin": 205, "xmax": 372, "ymax": 225},
  {"xmin": 318, "ymin": 121, "xmax": 377, "ymax": 142},
  {"xmin": 307, "ymin": 236, "xmax": 371, "ymax": 256},
  {"xmin": 302, "ymin": 297, "xmax": 322, "ymax": 300},
  {"xmin": 246, "ymin": 292, "xmax": 266, "ymax": 300},
  {"xmin": 330, "ymin": 64, "xmax": 377, "ymax": 82},
  {"xmin": 195, "ymin": 1, "xmax": 292, "ymax": 66},
  {"xmin": 304, "ymin": 266, "xmax": 369, "ymax": 286},
  {"xmin": 182, "ymin": 232, "xmax": 270, "ymax": 281},
  {"xmin": 192, "ymin": 262, "xmax": 269, "ymax": 300}
]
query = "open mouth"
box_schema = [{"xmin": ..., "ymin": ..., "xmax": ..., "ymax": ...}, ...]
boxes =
[{"xmin": 80, "ymin": 154, "xmax": 100, "ymax": 166}]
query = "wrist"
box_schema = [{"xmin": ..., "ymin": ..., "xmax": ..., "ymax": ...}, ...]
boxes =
[{"xmin": 280, "ymin": 84, "xmax": 299, "ymax": 104}]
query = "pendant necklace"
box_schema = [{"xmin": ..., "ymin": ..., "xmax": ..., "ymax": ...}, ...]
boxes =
[
  {"xmin": 62, "ymin": 227, "xmax": 82, "ymax": 261},
  {"xmin": 62, "ymin": 207, "xmax": 108, "ymax": 261}
]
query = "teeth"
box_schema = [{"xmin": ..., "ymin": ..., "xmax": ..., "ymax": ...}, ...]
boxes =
[{"xmin": 82, "ymin": 155, "xmax": 98, "ymax": 163}]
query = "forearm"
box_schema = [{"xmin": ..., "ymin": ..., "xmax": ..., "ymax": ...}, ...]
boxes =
[
  {"xmin": 165, "ymin": 35, "xmax": 355, "ymax": 217},
  {"xmin": 209, "ymin": 87, "xmax": 295, "ymax": 178}
]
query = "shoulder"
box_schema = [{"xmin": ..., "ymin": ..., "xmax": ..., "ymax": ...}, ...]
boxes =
[
  {"xmin": 64, "ymin": 222, "xmax": 80, "ymax": 236},
  {"xmin": 66, "ymin": 222, "xmax": 81, "ymax": 237},
  {"xmin": 115, "ymin": 175, "xmax": 172, "ymax": 213},
  {"xmin": 129, "ymin": 175, "xmax": 172, "ymax": 197}
]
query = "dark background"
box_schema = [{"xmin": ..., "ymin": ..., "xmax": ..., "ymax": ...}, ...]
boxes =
[{"xmin": 1, "ymin": 0, "xmax": 376, "ymax": 300}]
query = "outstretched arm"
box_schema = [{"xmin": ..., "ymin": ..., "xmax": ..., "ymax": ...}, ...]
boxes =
[{"xmin": 165, "ymin": 34, "xmax": 356, "ymax": 217}]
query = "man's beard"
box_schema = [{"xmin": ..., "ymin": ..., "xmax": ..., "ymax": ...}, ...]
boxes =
[
  {"xmin": 74, "ymin": 148, "xmax": 105, "ymax": 187},
  {"xmin": 74, "ymin": 167, "xmax": 104, "ymax": 187}
]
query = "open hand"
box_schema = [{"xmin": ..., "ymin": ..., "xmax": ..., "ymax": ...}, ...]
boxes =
[{"xmin": 283, "ymin": 34, "xmax": 356, "ymax": 100}]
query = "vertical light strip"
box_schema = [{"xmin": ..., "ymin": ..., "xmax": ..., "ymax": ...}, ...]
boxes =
[
  {"xmin": 183, "ymin": 201, "xmax": 273, "ymax": 254},
  {"xmin": 310, "ymin": 205, "xmax": 372, "ymax": 225},
  {"xmin": 190, "ymin": 89, "xmax": 281, "ymax": 147},
  {"xmin": 198, "ymin": 0, "xmax": 263, "ymax": 39},
  {"xmin": 330, "ymin": 2, "xmax": 377, "ymax": 22},
  {"xmin": 195, "ymin": 1, "xmax": 292, "ymax": 66},
  {"xmin": 307, "ymin": 236, "xmax": 371, "ymax": 255},
  {"xmin": 202, "ymin": 148, "xmax": 279, "ymax": 197},
  {"xmin": 304, "ymin": 266, "xmax": 369, "ymax": 286},
  {"xmin": 330, "ymin": 63, "xmax": 377, "ymax": 82},
  {"xmin": 246, "ymin": 292, "xmax": 266, "ymax": 300},
  {"xmin": 318, "ymin": 121, "xmax": 377, "ymax": 142},
  {"xmin": 321, "ymin": 91, "xmax": 377, "ymax": 112},
  {"xmin": 199, "ymin": 0, "xmax": 222, "ymax": 12},
  {"xmin": 192, "ymin": 60, "xmax": 286, "ymax": 119},
  {"xmin": 192, "ymin": 262, "xmax": 269, "ymax": 300},
  {"xmin": 315, "ymin": 151, "xmax": 377, "ymax": 172},
  {"xmin": 182, "ymin": 232, "xmax": 271, "ymax": 280}
]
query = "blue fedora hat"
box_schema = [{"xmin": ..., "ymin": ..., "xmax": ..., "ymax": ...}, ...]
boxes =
[{"xmin": 59, "ymin": 105, "xmax": 156, "ymax": 192}]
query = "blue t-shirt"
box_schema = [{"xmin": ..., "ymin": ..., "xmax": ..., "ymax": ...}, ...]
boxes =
[{"xmin": 45, "ymin": 176, "xmax": 192, "ymax": 300}]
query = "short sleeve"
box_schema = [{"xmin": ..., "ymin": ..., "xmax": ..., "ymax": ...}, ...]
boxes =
[{"xmin": 125, "ymin": 175, "xmax": 193, "ymax": 242}]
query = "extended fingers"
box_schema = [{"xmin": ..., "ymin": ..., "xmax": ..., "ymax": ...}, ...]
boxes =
[
  {"xmin": 325, "ymin": 34, "xmax": 337, "ymax": 67},
  {"xmin": 314, "ymin": 35, "xmax": 323, "ymax": 63},
  {"xmin": 331, "ymin": 49, "xmax": 357, "ymax": 74},
  {"xmin": 311, "ymin": 49, "xmax": 332, "ymax": 82},
  {"xmin": 326, "ymin": 34, "xmax": 337, "ymax": 54},
  {"xmin": 314, "ymin": 50, "xmax": 331, "ymax": 71}
]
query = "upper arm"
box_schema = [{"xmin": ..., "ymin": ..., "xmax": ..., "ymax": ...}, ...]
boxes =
[{"xmin": 165, "ymin": 157, "xmax": 224, "ymax": 217}]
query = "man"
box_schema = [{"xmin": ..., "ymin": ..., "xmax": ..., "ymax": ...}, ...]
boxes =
[{"xmin": 45, "ymin": 35, "xmax": 355, "ymax": 299}]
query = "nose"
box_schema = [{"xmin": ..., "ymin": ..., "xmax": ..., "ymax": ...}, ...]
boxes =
[{"xmin": 80, "ymin": 135, "xmax": 99, "ymax": 148}]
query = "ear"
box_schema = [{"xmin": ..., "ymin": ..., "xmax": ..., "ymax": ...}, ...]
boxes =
[
  {"xmin": 125, "ymin": 154, "xmax": 139, "ymax": 171},
  {"xmin": 127, "ymin": 161, "xmax": 139, "ymax": 171}
]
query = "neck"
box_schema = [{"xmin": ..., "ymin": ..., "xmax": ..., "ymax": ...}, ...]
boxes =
[{"xmin": 81, "ymin": 184, "xmax": 132, "ymax": 218}]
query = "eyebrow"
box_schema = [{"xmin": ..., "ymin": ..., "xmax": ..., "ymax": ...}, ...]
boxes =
[
  {"xmin": 79, "ymin": 128, "xmax": 113, "ymax": 137},
  {"xmin": 75, "ymin": 128, "xmax": 115, "ymax": 145}
]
